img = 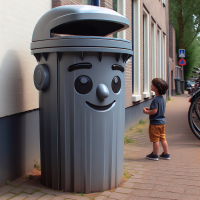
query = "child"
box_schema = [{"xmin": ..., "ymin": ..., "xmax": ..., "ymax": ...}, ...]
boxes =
[{"xmin": 143, "ymin": 78, "xmax": 170, "ymax": 161}]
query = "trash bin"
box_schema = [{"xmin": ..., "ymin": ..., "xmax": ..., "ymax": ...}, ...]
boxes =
[
  {"xmin": 31, "ymin": 5, "xmax": 133, "ymax": 193},
  {"xmin": 174, "ymin": 78, "xmax": 181, "ymax": 95},
  {"xmin": 180, "ymin": 80, "xmax": 185, "ymax": 94}
]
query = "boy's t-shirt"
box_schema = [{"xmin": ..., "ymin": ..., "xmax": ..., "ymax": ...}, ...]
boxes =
[{"xmin": 149, "ymin": 96, "xmax": 166, "ymax": 125}]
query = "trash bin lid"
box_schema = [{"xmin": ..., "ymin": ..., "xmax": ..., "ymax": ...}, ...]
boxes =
[{"xmin": 32, "ymin": 5, "xmax": 129, "ymax": 41}]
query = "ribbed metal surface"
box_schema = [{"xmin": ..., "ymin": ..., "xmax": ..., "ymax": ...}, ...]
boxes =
[{"xmin": 39, "ymin": 52, "xmax": 125, "ymax": 193}]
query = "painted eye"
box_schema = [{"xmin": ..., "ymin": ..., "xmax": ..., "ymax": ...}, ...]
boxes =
[
  {"xmin": 75, "ymin": 75, "xmax": 93, "ymax": 94},
  {"xmin": 112, "ymin": 76, "xmax": 121, "ymax": 93}
]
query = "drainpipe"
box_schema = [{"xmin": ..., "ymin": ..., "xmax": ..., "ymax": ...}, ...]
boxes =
[{"xmin": 166, "ymin": 0, "xmax": 170, "ymax": 98}]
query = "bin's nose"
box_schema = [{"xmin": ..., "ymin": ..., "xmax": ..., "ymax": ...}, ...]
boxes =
[{"xmin": 96, "ymin": 84, "xmax": 109, "ymax": 100}]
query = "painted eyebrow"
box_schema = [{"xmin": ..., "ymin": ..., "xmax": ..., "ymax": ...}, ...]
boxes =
[
  {"xmin": 68, "ymin": 63, "xmax": 92, "ymax": 72},
  {"xmin": 112, "ymin": 64, "xmax": 124, "ymax": 73}
]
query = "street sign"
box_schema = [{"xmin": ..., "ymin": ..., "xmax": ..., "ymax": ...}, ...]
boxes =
[
  {"xmin": 179, "ymin": 49, "xmax": 185, "ymax": 58},
  {"xmin": 178, "ymin": 58, "xmax": 186, "ymax": 66}
]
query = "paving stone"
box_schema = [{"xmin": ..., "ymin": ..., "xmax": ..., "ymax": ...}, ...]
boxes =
[
  {"xmin": 0, "ymin": 191, "xmax": 5, "ymax": 196},
  {"xmin": 52, "ymin": 197, "xmax": 65, "ymax": 200},
  {"xmin": 132, "ymin": 183, "xmax": 154, "ymax": 190},
  {"xmin": 152, "ymin": 184, "xmax": 167, "ymax": 192},
  {"xmin": 95, "ymin": 196, "xmax": 107, "ymax": 200},
  {"xmin": 130, "ymin": 174, "xmax": 143, "ymax": 179},
  {"xmin": 166, "ymin": 185, "xmax": 186, "ymax": 193},
  {"xmin": 109, "ymin": 192, "xmax": 129, "ymax": 200},
  {"xmin": 149, "ymin": 191, "xmax": 181, "ymax": 199},
  {"xmin": 153, "ymin": 180, "xmax": 171, "ymax": 186},
  {"xmin": 23, "ymin": 188, "xmax": 35, "ymax": 194},
  {"xmin": 11, "ymin": 178, "xmax": 28, "ymax": 186},
  {"xmin": 39, "ymin": 188, "xmax": 61, "ymax": 195},
  {"xmin": 180, "ymin": 194, "xmax": 200, "ymax": 200},
  {"xmin": 0, "ymin": 185, "xmax": 15, "ymax": 193},
  {"xmin": 185, "ymin": 185, "xmax": 200, "ymax": 196},
  {"xmin": 38, "ymin": 194, "xmax": 56, "ymax": 199},
  {"xmin": 58, "ymin": 193, "xmax": 89, "ymax": 200},
  {"xmin": 25, "ymin": 192, "xmax": 45, "ymax": 199},
  {"xmin": 130, "ymin": 189, "xmax": 151, "ymax": 197},
  {"xmin": 11, "ymin": 193, "xmax": 30, "ymax": 200},
  {"xmin": 11, "ymin": 186, "xmax": 26, "ymax": 194},
  {"xmin": 126, "ymin": 179, "xmax": 141, "ymax": 183},
  {"xmin": 157, "ymin": 176, "xmax": 172, "ymax": 182},
  {"xmin": 0, "ymin": 193, "xmax": 16, "ymax": 200},
  {"xmin": 122, "ymin": 182, "xmax": 134, "ymax": 189},
  {"xmin": 126, "ymin": 197, "xmax": 149, "ymax": 200},
  {"xmin": 100, "ymin": 191, "xmax": 112, "ymax": 196},
  {"xmin": 172, "ymin": 178, "xmax": 200, "ymax": 186},
  {"xmin": 115, "ymin": 187, "xmax": 132, "ymax": 194}
]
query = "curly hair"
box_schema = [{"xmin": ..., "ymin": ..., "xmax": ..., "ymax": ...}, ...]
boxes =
[{"xmin": 152, "ymin": 78, "xmax": 168, "ymax": 95}]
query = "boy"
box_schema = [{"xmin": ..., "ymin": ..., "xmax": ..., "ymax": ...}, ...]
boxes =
[{"xmin": 143, "ymin": 78, "xmax": 170, "ymax": 161}]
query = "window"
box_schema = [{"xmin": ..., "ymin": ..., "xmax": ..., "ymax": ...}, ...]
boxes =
[
  {"xmin": 157, "ymin": 29, "xmax": 161, "ymax": 78},
  {"xmin": 132, "ymin": 0, "xmax": 141, "ymax": 102},
  {"xmin": 162, "ymin": 34, "xmax": 166, "ymax": 80},
  {"xmin": 82, "ymin": 0, "xmax": 100, "ymax": 6},
  {"xmin": 112, "ymin": 0, "xmax": 126, "ymax": 39},
  {"xmin": 143, "ymin": 9, "xmax": 150, "ymax": 98}
]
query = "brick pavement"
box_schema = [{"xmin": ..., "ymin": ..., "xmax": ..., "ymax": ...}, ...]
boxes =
[{"xmin": 0, "ymin": 93, "xmax": 199, "ymax": 200}]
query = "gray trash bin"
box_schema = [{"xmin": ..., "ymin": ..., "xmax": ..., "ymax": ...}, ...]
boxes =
[
  {"xmin": 180, "ymin": 80, "xmax": 185, "ymax": 94},
  {"xmin": 31, "ymin": 5, "xmax": 133, "ymax": 193},
  {"xmin": 174, "ymin": 78, "xmax": 181, "ymax": 95}
]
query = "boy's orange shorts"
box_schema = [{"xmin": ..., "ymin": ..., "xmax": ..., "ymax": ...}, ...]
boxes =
[{"xmin": 149, "ymin": 124, "xmax": 166, "ymax": 142}]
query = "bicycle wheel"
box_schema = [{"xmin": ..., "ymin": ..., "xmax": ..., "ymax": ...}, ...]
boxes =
[
  {"xmin": 188, "ymin": 95, "xmax": 200, "ymax": 139},
  {"xmin": 195, "ymin": 97, "xmax": 200, "ymax": 119}
]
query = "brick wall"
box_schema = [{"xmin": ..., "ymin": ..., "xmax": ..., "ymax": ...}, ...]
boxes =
[{"xmin": 52, "ymin": 0, "xmax": 81, "ymax": 7}]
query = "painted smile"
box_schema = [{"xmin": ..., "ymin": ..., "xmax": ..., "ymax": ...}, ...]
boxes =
[{"xmin": 86, "ymin": 100, "xmax": 116, "ymax": 111}]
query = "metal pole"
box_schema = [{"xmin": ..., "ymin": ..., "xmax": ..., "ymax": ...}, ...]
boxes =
[{"xmin": 166, "ymin": 0, "xmax": 170, "ymax": 98}]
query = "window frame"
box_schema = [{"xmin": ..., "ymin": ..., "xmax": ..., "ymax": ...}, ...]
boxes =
[
  {"xmin": 132, "ymin": 0, "xmax": 141, "ymax": 102},
  {"xmin": 143, "ymin": 8, "xmax": 150, "ymax": 98},
  {"xmin": 157, "ymin": 28, "xmax": 161, "ymax": 78},
  {"xmin": 162, "ymin": 34, "xmax": 166, "ymax": 80}
]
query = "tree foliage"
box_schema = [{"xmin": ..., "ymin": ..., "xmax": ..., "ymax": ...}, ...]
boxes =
[{"xmin": 169, "ymin": 0, "xmax": 200, "ymax": 79}]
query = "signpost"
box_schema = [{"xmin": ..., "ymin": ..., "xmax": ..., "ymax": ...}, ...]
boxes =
[
  {"xmin": 178, "ymin": 58, "xmax": 187, "ymax": 66},
  {"xmin": 179, "ymin": 49, "xmax": 185, "ymax": 58}
]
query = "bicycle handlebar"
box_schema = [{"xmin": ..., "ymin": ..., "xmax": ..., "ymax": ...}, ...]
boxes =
[
  {"xmin": 193, "ymin": 67, "xmax": 200, "ymax": 70},
  {"xmin": 192, "ymin": 71, "xmax": 200, "ymax": 75}
]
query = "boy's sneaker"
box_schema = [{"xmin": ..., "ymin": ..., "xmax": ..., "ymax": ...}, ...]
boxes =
[
  {"xmin": 145, "ymin": 152, "xmax": 159, "ymax": 161},
  {"xmin": 159, "ymin": 152, "xmax": 170, "ymax": 160}
]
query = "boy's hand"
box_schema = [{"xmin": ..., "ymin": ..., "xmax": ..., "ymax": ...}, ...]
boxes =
[{"xmin": 143, "ymin": 107, "xmax": 149, "ymax": 113}]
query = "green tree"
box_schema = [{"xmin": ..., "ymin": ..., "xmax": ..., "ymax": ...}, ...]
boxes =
[{"xmin": 169, "ymin": 0, "xmax": 200, "ymax": 79}]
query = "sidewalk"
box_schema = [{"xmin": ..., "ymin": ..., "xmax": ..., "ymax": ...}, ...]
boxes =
[{"xmin": 1, "ymin": 93, "xmax": 200, "ymax": 200}]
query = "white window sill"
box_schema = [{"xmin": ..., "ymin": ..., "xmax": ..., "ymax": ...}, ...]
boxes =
[
  {"xmin": 132, "ymin": 95, "xmax": 141, "ymax": 102},
  {"xmin": 143, "ymin": 92, "xmax": 150, "ymax": 98},
  {"xmin": 151, "ymin": 91, "xmax": 155, "ymax": 96}
]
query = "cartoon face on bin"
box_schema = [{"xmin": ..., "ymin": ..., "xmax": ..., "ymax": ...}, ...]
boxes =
[{"xmin": 67, "ymin": 59, "xmax": 125, "ymax": 114}]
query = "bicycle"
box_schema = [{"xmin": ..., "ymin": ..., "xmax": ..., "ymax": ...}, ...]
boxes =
[{"xmin": 188, "ymin": 68, "xmax": 200, "ymax": 139}]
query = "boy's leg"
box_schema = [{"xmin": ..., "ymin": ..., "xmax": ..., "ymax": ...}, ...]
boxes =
[
  {"xmin": 153, "ymin": 142, "xmax": 159, "ymax": 155},
  {"xmin": 161, "ymin": 141, "xmax": 169, "ymax": 154}
]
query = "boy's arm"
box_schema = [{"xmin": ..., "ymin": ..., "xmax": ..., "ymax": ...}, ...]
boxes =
[{"xmin": 143, "ymin": 107, "xmax": 158, "ymax": 115}]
